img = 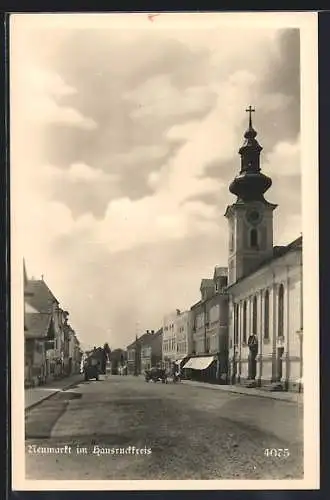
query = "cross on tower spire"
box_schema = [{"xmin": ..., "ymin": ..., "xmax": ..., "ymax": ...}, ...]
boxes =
[
  {"xmin": 228, "ymin": 107, "xmax": 272, "ymax": 202},
  {"xmin": 245, "ymin": 105, "xmax": 255, "ymax": 128}
]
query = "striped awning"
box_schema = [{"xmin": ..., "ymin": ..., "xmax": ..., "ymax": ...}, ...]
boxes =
[{"xmin": 182, "ymin": 356, "xmax": 216, "ymax": 370}]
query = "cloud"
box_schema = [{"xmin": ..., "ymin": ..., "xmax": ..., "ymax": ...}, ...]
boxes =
[
  {"xmin": 13, "ymin": 23, "xmax": 302, "ymax": 350},
  {"xmin": 264, "ymin": 137, "xmax": 300, "ymax": 177},
  {"xmin": 124, "ymin": 74, "xmax": 216, "ymax": 119},
  {"xmin": 13, "ymin": 63, "xmax": 97, "ymax": 130},
  {"xmin": 44, "ymin": 162, "xmax": 117, "ymax": 183},
  {"xmin": 274, "ymin": 213, "xmax": 301, "ymax": 246},
  {"xmin": 32, "ymin": 96, "xmax": 97, "ymax": 129},
  {"xmin": 112, "ymin": 144, "xmax": 170, "ymax": 167},
  {"xmin": 26, "ymin": 66, "xmax": 77, "ymax": 98}
]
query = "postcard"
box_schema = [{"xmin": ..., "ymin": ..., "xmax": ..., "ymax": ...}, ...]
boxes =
[{"xmin": 10, "ymin": 11, "xmax": 319, "ymax": 490}]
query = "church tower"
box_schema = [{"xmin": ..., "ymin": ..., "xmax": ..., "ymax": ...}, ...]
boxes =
[{"xmin": 224, "ymin": 107, "xmax": 277, "ymax": 286}]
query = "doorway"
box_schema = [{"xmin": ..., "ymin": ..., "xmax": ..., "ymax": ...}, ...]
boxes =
[{"xmin": 276, "ymin": 347, "xmax": 284, "ymax": 381}]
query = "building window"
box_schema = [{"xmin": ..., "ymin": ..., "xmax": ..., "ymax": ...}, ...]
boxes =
[
  {"xmin": 250, "ymin": 229, "xmax": 258, "ymax": 248},
  {"xmin": 242, "ymin": 300, "xmax": 247, "ymax": 344},
  {"xmin": 264, "ymin": 290, "xmax": 270, "ymax": 339},
  {"xmin": 234, "ymin": 303, "xmax": 239, "ymax": 345},
  {"xmin": 229, "ymin": 230, "xmax": 234, "ymax": 252},
  {"xmin": 229, "ymin": 260, "xmax": 234, "ymax": 282},
  {"xmin": 252, "ymin": 295, "xmax": 258, "ymax": 334},
  {"xmin": 278, "ymin": 284, "xmax": 284, "ymax": 337}
]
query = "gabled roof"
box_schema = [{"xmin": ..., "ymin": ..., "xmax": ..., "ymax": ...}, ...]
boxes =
[
  {"xmin": 24, "ymin": 279, "xmax": 59, "ymax": 313},
  {"xmin": 143, "ymin": 328, "xmax": 163, "ymax": 347},
  {"xmin": 25, "ymin": 313, "xmax": 53, "ymax": 340},
  {"xmin": 127, "ymin": 330, "xmax": 160, "ymax": 350},
  {"xmin": 127, "ymin": 337, "xmax": 139, "ymax": 350}
]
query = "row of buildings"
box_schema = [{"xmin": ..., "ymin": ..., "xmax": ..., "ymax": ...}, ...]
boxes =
[
  {"xmin": 24, "ymin": 262, "xmax": 83, "ymax": 388},
  {"xmin": 126, "ymin": 330, "xmax": 163, "ymax": 375},
  {"xmin": 125, "ymin": 110, "xmax": 303, "ymax": 392}
]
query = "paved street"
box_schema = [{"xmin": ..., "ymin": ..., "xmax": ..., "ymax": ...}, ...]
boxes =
[
  {"xmin": 25, "ymin": 376, "xmax": 303, "ymax": 480},
  {"xmin": 25, "ymin": 374, "xmax": 84, "ymax": 410}
]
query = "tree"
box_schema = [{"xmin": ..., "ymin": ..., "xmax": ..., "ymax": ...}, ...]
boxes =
[{"xmin": 103, "ymin": 343, "xmax": 111, "ymax": 357}]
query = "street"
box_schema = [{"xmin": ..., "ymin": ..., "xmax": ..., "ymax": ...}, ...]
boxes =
[{"xmin": 25, "ymin": 376, "xmax": 303, "ymax": 480}]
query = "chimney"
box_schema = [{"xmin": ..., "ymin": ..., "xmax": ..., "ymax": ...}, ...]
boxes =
[
  {"xmin": 146, "ymin": 330, "xmax": 150, "ymax": 334},
  {"xmin": 151, "ymin": 330, "xmax": 155, "ymax": 334},
  {"xmin": 176, "ymin": 309, "xmax": 181, "ymax": 315}
]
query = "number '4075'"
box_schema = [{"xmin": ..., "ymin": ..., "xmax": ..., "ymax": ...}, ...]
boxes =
[{"xmin": 264, "ymin": 448, "xmax": 290, "ymax": 458}]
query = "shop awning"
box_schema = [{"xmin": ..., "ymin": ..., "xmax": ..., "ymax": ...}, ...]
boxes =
[{"xmin": 182, "ymin": 356, "xmax": 216, "ymax": 370}]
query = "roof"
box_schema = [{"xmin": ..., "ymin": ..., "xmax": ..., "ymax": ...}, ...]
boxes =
[
  {"xmin": 25, "ymin": 312, "xmax": 53, "ymax": 340},
  {"xmin": 227, "ymin": 235, "xmax": 302, "ymax": 289},
  {"xmin": 143, "ymin": 328, "xmax": 163, "ymax": 347},
  {"xmin": 25, "ymin": 302, "xmax": 39, "ymax": 313},
  {"xmin": 200, "ymin": 278, "xmax": 214, "ymax": 289},
  {"xmin": 24, "ymin": 279, "xmax": 59, "ymax": 313},
  {"xmin": 190, "ymin": 300, "xmax": 202, "ymax": 310},
  {"xmin": 213, "ymin": 266, "xmax": 228, "ymax": 278},
  {"xmin": 127, "ymin": 330, "xmax": 162, "ymax": 350},
  {"xmin": 63, "ymin": 323, "xmax": 74, "ymax": 340}
]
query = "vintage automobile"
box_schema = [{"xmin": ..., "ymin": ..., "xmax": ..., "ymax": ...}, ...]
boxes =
[
  {"xmin": 84, "ymin": 357, "xmax": 100, "ymax": 381},
  {"xmin": 145, "ymin": 367, "xmax": 168, "ymax": 383}
]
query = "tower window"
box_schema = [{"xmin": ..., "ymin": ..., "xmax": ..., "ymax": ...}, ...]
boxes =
[
  {"xmin": 278, "ymin": 284, "xmax": 284, "ymax": 337},
  {"xmin": 230, "ymin": 230, "xmax": 234, "ymax": 252},
  {"xmin": 264, "ymin": 290, "xmax": 270, "ymax": 339},
  {"xmin": 250, "ymin": 229, "xmax": 258, "ymax": 248}
]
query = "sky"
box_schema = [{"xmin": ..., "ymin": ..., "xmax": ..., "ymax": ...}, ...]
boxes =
[{"xmin": 11, "ymin": 14, "xmax": 301, "ymax": 351}]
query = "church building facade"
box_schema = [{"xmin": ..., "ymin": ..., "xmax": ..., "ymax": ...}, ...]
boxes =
[{"xmin": 225, "ymin": 108, "xmax": 303, "ymax": 392}]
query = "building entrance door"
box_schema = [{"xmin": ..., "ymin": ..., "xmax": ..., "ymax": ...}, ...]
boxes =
[{"xmin": 276, "ymin": 347, "xmax": 284, "ymax": 382}]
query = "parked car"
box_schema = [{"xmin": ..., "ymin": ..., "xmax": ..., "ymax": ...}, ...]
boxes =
[{"xmin": 145, "ymin": 367, "xmax": 167, "ymax": 383}]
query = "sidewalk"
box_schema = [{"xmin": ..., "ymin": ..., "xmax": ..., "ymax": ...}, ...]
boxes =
[
  {"xmin": 181, "ymin": 379, "xmax": 303, "ymax": 404},
  {"xmin": 25, "ymin": 373, "xmax": 84, "ymax": 410}
]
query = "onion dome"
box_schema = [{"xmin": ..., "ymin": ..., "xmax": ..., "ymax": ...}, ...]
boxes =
[{"xmin": 229, "ymin": 106, "xmax": 272, "ymax": 203}]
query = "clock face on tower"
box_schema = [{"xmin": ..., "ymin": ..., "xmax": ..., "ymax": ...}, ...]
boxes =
[{"xmin": 246, "ymin": 207, "xmax": 263, "ymax": 225}]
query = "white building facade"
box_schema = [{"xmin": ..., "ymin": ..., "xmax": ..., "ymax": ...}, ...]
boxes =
[
  {"xmin": 225, "ymin": 109, "xmax": 303, "ymax": 392},
  {"xmin": 227, "ymin": 241, "xmax": 303, "ymax": 390},
  {"xmin": 162, "ymin": 309, "xmax": 192, "ymax": 371}
]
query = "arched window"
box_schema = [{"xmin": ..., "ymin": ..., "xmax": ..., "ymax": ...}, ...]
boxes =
[
  {"xmin": 252, "ymin": 295, "xmax": 258, "ymax": 334},
  {"xmin": 278, "ymin": 284, "xmax": 284, "ymax": 337},
  {"xmin": 242, "ymin": 301, "xmax": 247, "ymax": 344},
  {"xmin": 250, "ymin": 229, "xmax": 258, "ymax": 248},
  {"xmin": 264, "ymin": 290, "xmax": 270, "ymax": 339}
]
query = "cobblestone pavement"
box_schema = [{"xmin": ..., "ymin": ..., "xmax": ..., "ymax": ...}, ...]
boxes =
[
  {"xmin": 25, "ymin": 374, "xmax": 84, "ymax": 409},
  {"xmin": 25, "ymin": 375, "xmax": 303, "ymax": 480}
]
